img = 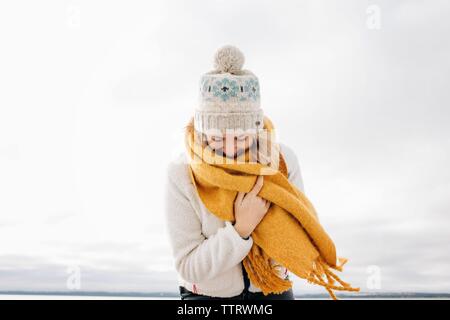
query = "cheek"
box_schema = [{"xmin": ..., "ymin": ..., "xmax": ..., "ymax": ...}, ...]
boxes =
[{"xmin": 235, "ymin": 141, "xmax": 245, "ymax": 150}]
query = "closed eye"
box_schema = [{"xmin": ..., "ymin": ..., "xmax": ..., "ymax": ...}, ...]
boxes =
[{"xmin": 211, "ymin": 136, "xmax": 223, "ymax": 142}]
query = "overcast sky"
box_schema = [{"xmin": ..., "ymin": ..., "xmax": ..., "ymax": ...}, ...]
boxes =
[{"xmin": 0, "ymin": 0, "xmax": 449, "ymax": 295}]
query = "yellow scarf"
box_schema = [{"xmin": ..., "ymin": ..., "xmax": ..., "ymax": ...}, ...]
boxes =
[{"xmin": 184, "ymin": 116, "xmax": 359, "ymax": 299}]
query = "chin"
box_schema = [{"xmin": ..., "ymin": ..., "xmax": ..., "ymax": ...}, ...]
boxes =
[{"xmin": 225, "ymin": 149, "xmax": 246, "ymax": 159}]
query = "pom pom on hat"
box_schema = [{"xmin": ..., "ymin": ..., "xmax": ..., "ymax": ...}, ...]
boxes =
[{"xmin": 213, "ymin": 45, "xmax": 245, "ymax": 74}]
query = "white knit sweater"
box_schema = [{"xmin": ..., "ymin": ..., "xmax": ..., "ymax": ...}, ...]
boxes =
[{"xmin": 164, "ymin": 143, "xmax": 306, "ymax": 298}]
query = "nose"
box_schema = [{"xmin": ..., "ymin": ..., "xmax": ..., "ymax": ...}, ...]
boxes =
[{"xmin": 221, "ymin": 138, "xmax": 239, "ymax": 154}]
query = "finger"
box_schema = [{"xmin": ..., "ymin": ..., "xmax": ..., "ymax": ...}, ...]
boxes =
[
  {"xmin": 255, "ymin": 196, "xmax": 266, "ymax": 206},
  {"xmin": 264, "ymin": 200, "xmax": 271, "ymax": 210},
  {"xmin": 235, "ymin": 192, "xmax": 245, "ymax": 207},
  {"xmin": 248, "ymin": 175, "xmax": 264, "ymax": 197}
]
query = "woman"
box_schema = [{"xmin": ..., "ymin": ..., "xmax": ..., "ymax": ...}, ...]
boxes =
[{"xmin": 164, "ymin": 45, "xmax": 305, "ymax": 300}]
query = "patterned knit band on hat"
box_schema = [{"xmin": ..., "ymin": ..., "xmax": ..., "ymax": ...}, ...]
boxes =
[{"xmin": 194, "ymin": 45, "xmax": 265, "ymax": 134}]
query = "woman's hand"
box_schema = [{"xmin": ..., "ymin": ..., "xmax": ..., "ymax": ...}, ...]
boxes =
[{"xmin": 233, "ymin": 176, "xmax": 271, "ymax": 238}]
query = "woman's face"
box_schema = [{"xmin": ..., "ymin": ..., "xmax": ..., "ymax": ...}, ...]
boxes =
[{"xmin": 205, "ymin": 132, "xmax": 255, "ymax": 159}]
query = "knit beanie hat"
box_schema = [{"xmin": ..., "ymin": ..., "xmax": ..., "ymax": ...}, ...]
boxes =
[{"xmin": 194, "ymin": 45, "xmax": 265, "ymax": 134}]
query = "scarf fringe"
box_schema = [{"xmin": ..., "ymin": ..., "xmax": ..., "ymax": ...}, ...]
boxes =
[
  {"xmin": 243, "ymin": 245, "xmax": 293, "ymax": 296},
  {"xmin": 306, "ymin": 256, "xmax": 360, "ymax": 300},
  {"xmin": 245, "ymin": 249, "xmax": 360, "ymax": 300}
]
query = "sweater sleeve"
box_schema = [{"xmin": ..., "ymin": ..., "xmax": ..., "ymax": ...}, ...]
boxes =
[{"xmin": 164, "ymin": 162, "xmax": 254, "ymax": 284}]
